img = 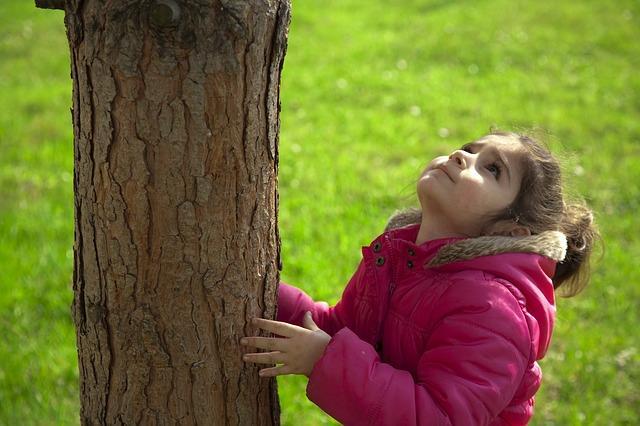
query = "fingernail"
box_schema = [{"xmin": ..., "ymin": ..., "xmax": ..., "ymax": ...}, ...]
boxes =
[
  {"xmin": 240, "ymin": 338, "xmax": 247, "ymax": 345},
  {"xmin": 252, "ymin": 318, "xmax": 258, "ymax": 325},
  {"xmin": 243, "ymin": 355, "xmax": 249, "ymax": 361}
]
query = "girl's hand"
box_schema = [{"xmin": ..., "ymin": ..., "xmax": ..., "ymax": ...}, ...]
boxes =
[{"xmin": 241, "ymin": 312, "xmax": 331, "ymax": 378}]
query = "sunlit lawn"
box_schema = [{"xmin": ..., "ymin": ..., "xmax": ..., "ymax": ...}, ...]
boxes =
[{"xmin": 1, "ymin": 0, "xmax": 638, "ymax": 424}]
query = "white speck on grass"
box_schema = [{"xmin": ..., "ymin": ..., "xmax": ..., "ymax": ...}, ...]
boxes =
[
  {"xmin": 396, "ymin": 59, "xmax": 408, "ymax": 70},
  {"xmin": 336, "ymin": 79, "xmax": 348, "ymax": 89},
  {"xmin": 438, "ymin": 128, "xmax": 450, "ymax": 138},
  {"xmin": 409, "ymin": 105, "xmax": 421, "ymax": 116},
  {"xmin": 382, "ymin": 70, "xmax": 396, "ymax": 80}
]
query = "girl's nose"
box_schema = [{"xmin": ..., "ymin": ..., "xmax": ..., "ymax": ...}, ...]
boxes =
[{"xmin": 449, "ymin": 150, "xmax": 468, "ymax": 168}]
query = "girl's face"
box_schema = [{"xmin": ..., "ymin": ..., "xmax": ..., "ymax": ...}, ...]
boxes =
[{"xmin": 416, "ymin": 135, "xmax": 525, "ymax": 238}]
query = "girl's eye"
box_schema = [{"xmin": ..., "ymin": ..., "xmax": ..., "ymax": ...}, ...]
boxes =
[{"xmin": 487, "ymin": 163, "xmax": 502, "ymax": 178}]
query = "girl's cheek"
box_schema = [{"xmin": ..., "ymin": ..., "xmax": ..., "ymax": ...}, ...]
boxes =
[
  {"xmin": 457, "ymin": 178, "xmax": 481, "ymax": 196},
  {"xmin": 457, "ymin": 185, "xmax": 486, "ymax": 209}
]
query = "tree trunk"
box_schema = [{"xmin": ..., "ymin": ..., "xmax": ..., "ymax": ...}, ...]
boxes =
[{"xmin": 63, "ymin": 0, "xmax": 291, "ymax": 423}]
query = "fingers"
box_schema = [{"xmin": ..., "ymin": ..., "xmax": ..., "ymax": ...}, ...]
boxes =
[
  {"xmin": 302, "ymin": 311, "xmax": 319, "ymax": 331},
  {"xmin": 241, "ymin": 316, "xmax": 318, "ymax": 379},
  {"xmin": 251, "ymin": 317, "xmax": 299, "ymax": 337},
  {"xmin": 257, "ymin": 365, "xmax": 292, "ymax": 378},
  {"xmin": 241, "ymin": 336, "xmax": 286, "ymax": 352},
  {"xmin": 242, "ymin": 349, "xmax": 293, "ymax": 377},
  {"xmin": 243, "ymin": 351, "xmax": 285, "ymax": 365}
]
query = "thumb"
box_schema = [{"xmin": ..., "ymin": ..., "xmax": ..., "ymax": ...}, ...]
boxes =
[{"xmin": 303, "ymin": 311, "xmax": 319, "ymax": 331}]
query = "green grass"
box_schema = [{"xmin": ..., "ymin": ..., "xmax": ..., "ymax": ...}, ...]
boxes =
[{"xmin": 1, "ymin": 0, "xmax": 638, "ymax": 424}]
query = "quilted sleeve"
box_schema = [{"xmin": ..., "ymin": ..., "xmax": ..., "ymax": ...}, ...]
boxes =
[{"xmin": 277, "ymin": 258, "xmax": 369, "ymax": 336}]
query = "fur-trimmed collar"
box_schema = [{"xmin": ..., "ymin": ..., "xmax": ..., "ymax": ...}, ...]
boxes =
[
  {"xmin": 385, "ymin": 208, "xmax": 567, "ymax": 267},
  {"xmin": 426, "ymin": 231, "xmax": 567, "ymax": 267}
]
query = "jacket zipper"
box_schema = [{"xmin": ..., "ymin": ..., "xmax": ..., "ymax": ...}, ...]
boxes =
[
  {"xmin": 375, "ymin": 281, "xmax": 396, "ymax": 353},
  {"xmin": 388, "ymin": 281, "xmax": 396, "ymax": 299}
]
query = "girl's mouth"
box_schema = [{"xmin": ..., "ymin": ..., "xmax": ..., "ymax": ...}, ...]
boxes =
[{"xmin": 436, "ymin": 165, "xmax": 454, "ymax": 182}]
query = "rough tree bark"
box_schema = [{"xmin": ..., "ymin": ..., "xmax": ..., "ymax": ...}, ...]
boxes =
[{"xmin": 39, "ymin": 0, "xmax": 291, "ymax": 423}]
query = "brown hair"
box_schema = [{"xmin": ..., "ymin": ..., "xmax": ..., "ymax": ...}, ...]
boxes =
[{"xmin": 484, "ymin": 130, "xmax": 599, "ymax": 296}]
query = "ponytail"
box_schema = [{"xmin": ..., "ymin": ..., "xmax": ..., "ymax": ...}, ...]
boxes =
[{"xmin": 553, "ymin": 202, "xmax": 600, "ymax": 297}]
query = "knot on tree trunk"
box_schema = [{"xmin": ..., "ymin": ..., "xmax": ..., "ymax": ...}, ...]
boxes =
[{"xmin": 35, "ymin": 0, "xmax": 65, "ymax": 10}]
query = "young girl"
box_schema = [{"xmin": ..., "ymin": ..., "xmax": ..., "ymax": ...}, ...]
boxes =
[{"xmin": 240, "ymin": 131, "xmax": 598, "ymax": 425}]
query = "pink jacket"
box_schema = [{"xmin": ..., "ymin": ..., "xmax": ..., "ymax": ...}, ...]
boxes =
[{"xmin": 277, "ymin": 223, "xmax": 567, "ymax": 425}]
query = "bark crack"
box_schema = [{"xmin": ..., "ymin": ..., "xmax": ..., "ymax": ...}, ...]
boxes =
[
  {"xmin": 241, "ymin": 34, "xmax": 252, "ymax": 184},
  {"xmin": 190, "ymin": 277, "xmax": 203, "ymax": 354}
]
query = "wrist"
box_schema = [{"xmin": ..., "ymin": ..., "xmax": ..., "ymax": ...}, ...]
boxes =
[{"xmin": 306, "ymin": 332, "xmax": 331, "ymax": 377}]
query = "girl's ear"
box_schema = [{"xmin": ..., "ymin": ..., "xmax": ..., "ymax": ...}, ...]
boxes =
[
  {"xmin": 486, "ymin": 220, "xmax": 531, "ymax": 237},
  {"xmin": 509, "ymin": 226, "xmax": 531, "ymax": 237}
]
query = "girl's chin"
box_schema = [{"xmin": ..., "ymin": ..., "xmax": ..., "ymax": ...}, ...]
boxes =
[{"xmin": 416, "ymin": 181, "xmax": 442, "ymax": 207}]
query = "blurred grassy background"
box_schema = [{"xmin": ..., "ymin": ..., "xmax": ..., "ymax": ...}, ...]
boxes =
[{"xmin": 1, "ymin": 0, "xmax": 638, "ymax": 424}]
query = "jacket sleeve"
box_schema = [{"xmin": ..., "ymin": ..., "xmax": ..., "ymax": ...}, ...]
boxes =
[
  {"xmin": 277, "ymin": 258, "xmax": 369, "ymax": 336},
  {"xmin": 305, "ymin": 278, "xmax": 531, "ymax": 426}
]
